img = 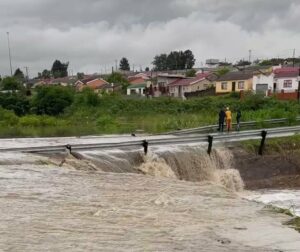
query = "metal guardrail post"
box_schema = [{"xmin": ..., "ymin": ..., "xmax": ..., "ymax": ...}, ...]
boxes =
[
  {"xmin": 258, "ymin": 130, "xmax": 267, "ymax": 155},
  {"xmin": 208, "ymin": 135, "xmax": 213, "ymax": 155},
  {"xmin": 142, "ymin": 140, "xmax": 149, "ymax": 155},
  {"xmin": 65, "ymin": 144, "xmax": 72, "ymax": 154}
]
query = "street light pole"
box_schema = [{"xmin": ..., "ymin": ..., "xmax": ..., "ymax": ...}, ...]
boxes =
[
  {"xmin": 298, "ymin": 66, "xmax": 300, "ymax": 103},
  {"xmin": 6, "ymin": 32, "xmax": 13, "ymax": 76}
]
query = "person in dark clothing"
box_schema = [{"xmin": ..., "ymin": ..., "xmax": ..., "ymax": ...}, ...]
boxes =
[
  {"xmin": 218, "ymin": 108, "xmax": 226, "ymax": 132},
  {"xmin": 236, "ymin": 109, "xmax": 242, "ymax": 131}
]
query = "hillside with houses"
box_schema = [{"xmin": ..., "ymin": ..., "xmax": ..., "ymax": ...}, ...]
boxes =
[{"xmin": 17, "ymin": 63, "xmax": 300, "ymax": 101}]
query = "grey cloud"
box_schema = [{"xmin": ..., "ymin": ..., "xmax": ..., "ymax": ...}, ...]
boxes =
[{"xmin": 0, "ymin": 0, "xmax": 300, "ymax": 76}]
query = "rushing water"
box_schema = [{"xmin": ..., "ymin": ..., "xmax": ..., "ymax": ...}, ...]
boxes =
[
  {"xmin": 244, "ymin": 190, "xmax": 300, "ymax": 216},
  {"xmin": 1, "ymin": 136, "xmax": 300, "ymax": 251}
]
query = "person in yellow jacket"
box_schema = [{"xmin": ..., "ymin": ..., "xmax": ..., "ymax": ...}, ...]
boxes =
[{"xmin": 225, "ymin": 107, "xmax": 232, "ymax": 132}]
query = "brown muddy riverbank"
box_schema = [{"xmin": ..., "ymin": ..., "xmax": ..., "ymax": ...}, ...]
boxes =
[{"xmin": 232, "ymin": 147, "xmax": 300, "ymax": 190}]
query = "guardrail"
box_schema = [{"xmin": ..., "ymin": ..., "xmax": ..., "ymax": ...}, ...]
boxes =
[
  {"xmin": 1, "ymin": 125, "xmax": 300, "ymax": 156},
  {"xmin": 165, "ymin": 117, "xmax": 300, "ymax": 135}
]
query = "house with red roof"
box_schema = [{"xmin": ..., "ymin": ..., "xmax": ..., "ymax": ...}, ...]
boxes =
[
  {"xmin": 168, "ymin": 73, "xmax": 214, "ymax": 98},
  {"xmin": 75, "ymin": 77, "xmax": 109, "ymax": 92},
  {"xmin": 273, "ymin": 67, "xmax": 299, "ymax": 92}
]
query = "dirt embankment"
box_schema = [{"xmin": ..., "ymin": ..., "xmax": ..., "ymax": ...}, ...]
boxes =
[{"xmin": 232, "ymin": 146, "xmax": 300, "ymax": 190}]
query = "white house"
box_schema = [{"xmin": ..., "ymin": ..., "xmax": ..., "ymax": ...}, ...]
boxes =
[
  {"xmin": 253, "ymin": 73, "xmax": 274, "ymax": 94},
  {"xmin": 274, "ymin": 67, "xmax": 299, "ymax": 92}
]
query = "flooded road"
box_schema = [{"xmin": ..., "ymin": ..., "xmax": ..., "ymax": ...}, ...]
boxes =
[{"xmin": 1, "ymin": 152, "xmax": 300, "ymax": 251}]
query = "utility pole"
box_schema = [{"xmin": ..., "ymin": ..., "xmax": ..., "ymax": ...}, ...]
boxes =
[
  {"xmin": 6, "ymin": 32, "xmax": 13, "ymax": 76},
  {"xmin": 24, "ymin": 66, "xmax": 29, "ymax": 80},
  {"xmin": 298, "ymin": 64, "xmax": 300, "ymax": 103},
  {"xmin": 249, "ymin": 49, "xmax": 252, "ymax": 63},
  {"xmin": 293, "ymin": 49, "xmax": 296, "ymax": 67}
]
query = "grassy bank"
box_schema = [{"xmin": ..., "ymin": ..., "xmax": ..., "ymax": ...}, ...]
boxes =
[
  {"xmin": 1, "ymin": 89, "xmax": 300, "ymax": 137},
  {"xmin": 241, "ymin": 134, "xmax": 300, "ymax": 154}
]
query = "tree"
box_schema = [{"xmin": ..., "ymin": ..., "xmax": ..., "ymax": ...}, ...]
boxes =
[
  {"xmin": 105, "ymin": 72, "xmax": 129, "ymax": 92},
  {"xmin": 41, "ymin": 69, "xmax": 51, "ymax": 79},
  {"xmin": 119, "ymin": 57, "xmax": 130, "ymax": 71},
  {"xmin": 77, "ymin": 72, "xmax": 85, "ymax": 80},
  {"xmin": 216, "ymin": 68, "xmax": 230, "ymax": 76},
  {"xmin": 152, "ymin": 50, "xmax": 195, "ymax": 71},
  {"xmin": 236, "ymin": 60, "xmax": 251, "ymax": 67},
  {"xmin": 31, "ymin": 86, "xmax": 74, "ymax": 115},
  {"xmin": 183, "ymin": 50, "xmax": 195, "ymax": 69},
  {"xmin": 0, "ymin": 77, "xmax": 23, "ymax": 91},
  {"xmin": 152, "ymin": 54, "xmax": 168, "ymax": 71},
  {"xmin": 0, "ymin": 91, "xmax": 30, "ymax": 116},
  {"xmin": 14, "ymin": 68, "xmax": 25, "ymax": 82},
  {"xmin": 51, "ymin": 60, "xmax": 69, "ymax": 78},
  {"xmin": 186, "ymin": 69, "xmax": 196, "ymax": 77},
  {"xmin": 145, "ymin": 67, "xmax": 150, "ymax": 72}
]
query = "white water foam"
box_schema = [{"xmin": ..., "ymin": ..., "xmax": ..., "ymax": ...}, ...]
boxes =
[{"xmin": 243, "ymin": 189, "xmax": 300, "ymax": 216}]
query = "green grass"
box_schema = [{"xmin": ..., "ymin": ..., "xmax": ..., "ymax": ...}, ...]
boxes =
[
  {"xmin": 241, "ymin": 134, "xmax": 300, "ymax": 154},
  {"xmin": 1, "ymin": 93, "xmax": 300, "ymax": 137},
  {"xmin": 264, "ymin": 205, "xmax": 300, "ymax": 233}
]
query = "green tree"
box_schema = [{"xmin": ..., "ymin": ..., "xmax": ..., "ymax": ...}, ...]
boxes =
[
  {"xmin": 186, "ymin": 69, "xmax": 196, "ymax": 77},
  {"xmin": 106, "ymin": 72, "xmax": 129, "ymax": 92},
  {"xmin": 183, "ymin": 50, "xmax": 195, "ymax": 69},
  {"xmin": 41, "ymin": 69, "xmax": 51, "ymax": 79},
  {"xmin": 216, "ymin": 68, "xmax": 230, "ymax": 76},
  {"xmin": 152, "ymin": 54, "xmax": 168, "ymax": 71},
  {"xmin": 236, "ymin": 60, "xmax": 251, "ymax": 67},
  {"xmin": 77, "ymin": 72, "xmax": 85, "ymax": 80},
  {"xmin": 145, "ymin": 67, "xmax": 150, "ymax": 72},
  {"xmin": 31, "ymin": 86, "xmax": 74, "ymax": 115},
  {"xmin": 119, "ymin": 57, "xmax": 130, "ymax": 71},
  {"xmin": 51, "ymin": 60, "xmax": 69, "ymax": 78},
  {"xmin": 153, "ymin": 50, "xmax": 195, "ymax": 71},
  {"xmin": 74, "ymin": 87, "xmax": 99, "ymax": 106},
  {"xmin": 0, "ymin": 77, "xmax": 23, "ymax": 91},
  {"xmin": 0, "ymin": 92, "xmax": 30, "ymax": 116},
  {"xmin": 14, "ymin": 68, "xmax": 25, "ymax": 82}
]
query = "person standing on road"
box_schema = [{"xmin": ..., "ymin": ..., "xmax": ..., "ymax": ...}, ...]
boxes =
[
  {"xmin": 225, "ymin": 107, "xmax": 232, "ymax": 132},
  {"xmin": 236, "ymin": 109, "xmax": 242, "ymax": 131},
  {"xmin": 218, "ymin": 107, "xmax": 226, "ymax": 132}
]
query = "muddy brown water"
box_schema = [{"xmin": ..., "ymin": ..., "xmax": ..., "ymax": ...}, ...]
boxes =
[{"xmin": 1, "ymin": 146, "xmax": 300, "ymax": 251}]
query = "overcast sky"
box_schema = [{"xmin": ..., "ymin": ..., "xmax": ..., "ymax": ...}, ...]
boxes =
[{"xmin": 0, "ymin": 0, "xmax": 300, "ymax": 77}]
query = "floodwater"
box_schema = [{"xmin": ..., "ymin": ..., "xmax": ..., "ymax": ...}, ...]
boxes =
[
  {"xmin": 244, "ymin": 190, "xmax": 300, "ymax": 216},
  {"xmin": 1, "ymin": 137, "xmax": 300, "ymax": 251}
]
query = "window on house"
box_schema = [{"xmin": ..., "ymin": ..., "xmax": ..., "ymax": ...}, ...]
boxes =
[
  {"xmin": 283, "ymin": 80, "xmax": 292, "ymax": 88},
  {"xmin": 221, "ymin": 82, "xmax": 227, "ymax": 90},
  {"xmin": 238, "ymin": 81, "xmax": 245, "ymax": 90}
]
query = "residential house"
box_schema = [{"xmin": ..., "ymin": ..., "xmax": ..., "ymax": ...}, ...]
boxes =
[
  {"xmin": 253, "ymin": 73, "xmax": 274, "ymax": 94},
  {"xmin": 127, "ymin": 74, "xmax": 152, "ymax": 96},
  {"xmin": 75, "ymin": 77, "xmax": 109, "ymax": 93},
  {"xmin": 168, "ymin": 73, "xmax": 213, "ymax": 98},
  {"xmin": 101, "ymin": 83, "xmax": 122, "ymax": 93},
  {"xmin": 49, "ymin": 77, "xmax": 76, "ymax": 86},
  {"xmin": 273, "ymin": 67, "xmax": 299, "ymax": 92},
  {"xmin": 155, "ymin": 74, "xmax": 186, "ymax": 96},
  {"xmin": 215, "ymin": 71, "xmax": 253, "ymax": 94}
]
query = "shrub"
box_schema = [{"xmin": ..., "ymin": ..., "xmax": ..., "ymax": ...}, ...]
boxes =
[
  {"xmin": 0, "ymin": 107, "xmax": 19, "ymax": 126},
  {"xmin": 31, "ymin": 86, "xmax": 74, "ymax": 116}
]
